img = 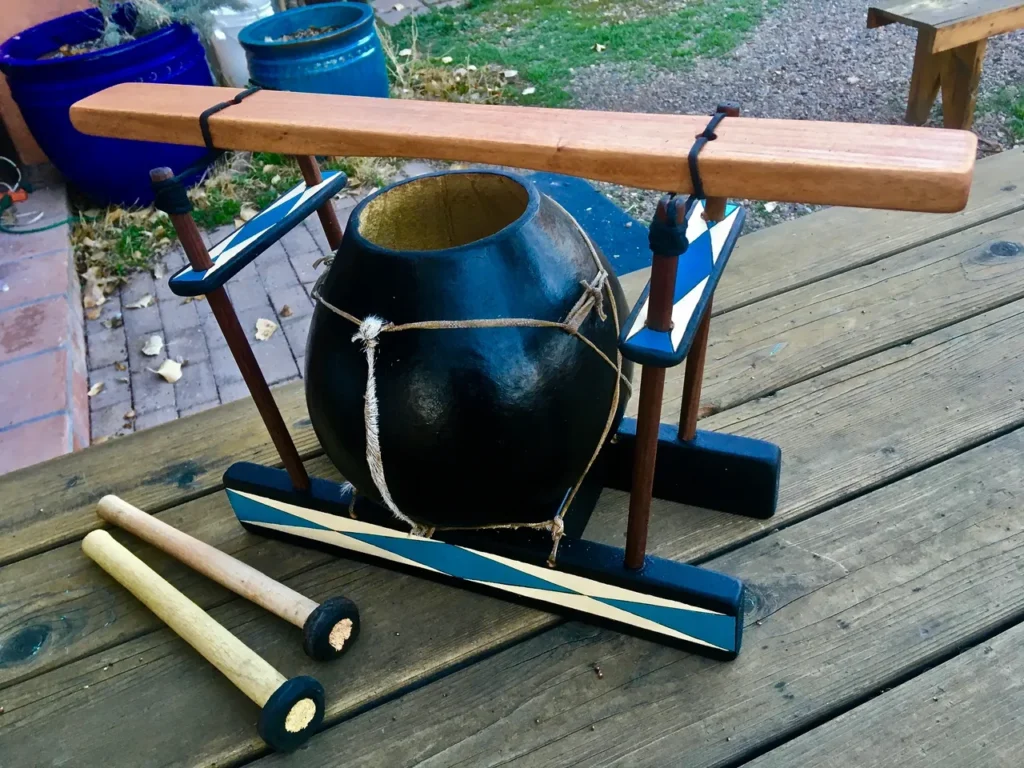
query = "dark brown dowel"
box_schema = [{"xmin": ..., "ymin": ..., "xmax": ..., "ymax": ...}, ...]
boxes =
[
  {"xmin": 624, "ymin": 195, "xmax": 685, "ymax": 570},
  {"xmin": 151, "ymin": 168, "xmax": 311, "ymax": 492},
  {"xmin": 296, "ymin": 155, "xmax": 344, "ymax": 252},
  {"xmin": 678, "ymin": 300, "xmax": 713, "ymax": 441},
  {"xmin": 678, "ymin": 103, "xmax": 739, "ymax": 441}
]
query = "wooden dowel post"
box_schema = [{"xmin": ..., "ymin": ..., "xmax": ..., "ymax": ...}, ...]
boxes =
[
  {"xmin": 82, "ymin": 529, "xmax": 325, "ymax": 751},
  {"xmin": 296, "ymin": 155, "xmax": 344, "ymax": 252},
  {"xmin": 97, "ymin": 494, "xmax": 359, "ymax": 660},
  {"xmin": 624, "ymin": 196, "xmax": 684, "ymax": 570},
  {"xmin": 679, "ymin": 103, "xmax": 739, "ymax": 441},
  {"xmin": 150, "ymin": 168, "xmax": 310, "ymax": 492}
]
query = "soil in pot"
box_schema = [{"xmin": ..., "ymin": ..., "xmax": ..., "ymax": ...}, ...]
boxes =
[{"xmin": 268, "ymin": 25, "xmax": 340, "ymax": 42}]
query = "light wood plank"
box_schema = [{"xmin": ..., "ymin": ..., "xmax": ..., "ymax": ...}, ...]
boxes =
[
  {"xmin": 653, "ymin": 206, "xmax": 1024, "ymax": 420},
  {"xmin": 4, "ymin": 297, "xmax": 1024, "ymax": 767},
  {"xmin": 0, "ymin": 455, "xmax": 339, "ymax": 689},
  {"xmin": 617, "ymin": 146, "xmax": 1024, "ymax": 313},
  {"xmin": 3, "ymin": 151, "xmax": 1020, "ymax": 569},
  {"xmin": 258, "ymin": 426, "xmax": 1024, "ymax": 768},
  {"xmin": 0, "ymin": 382, "xmax": 315, "ymax": 567},
  {"xmin": 746, "ymin": 620, "xmax": 1024, "ymax": 767},
  {"xmin": 5, "ymin": 246, "xmax": 1024, "ymax": 688},
  {"xmin": 868, "ymin": 0, "xmax": 1024, "ymax": 52},
  {"xmin": 70, "ymin": 84, "xmax": 977, "ymax": 212}
]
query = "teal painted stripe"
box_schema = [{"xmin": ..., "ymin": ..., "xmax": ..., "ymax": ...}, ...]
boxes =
[
  {"xmin": 596, "ymin": 597, "xmax": 736, "ymax": 651},
  {"xmin": 228, "ymin": 491, "xmax": 331, "ymax": 531},
  {"xmin": 346, "ymin": 532, "xmax": 578, "ymax": 595}
]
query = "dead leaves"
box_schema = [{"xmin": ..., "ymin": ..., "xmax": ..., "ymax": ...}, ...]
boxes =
[
  {"xmin": 280, "ymin": 304, "xmax": 293, "ymax": 318},
  {"xmin": 141, "ymin": 335, "xmax": 164, "ymax": 357},
  {"xmin": 87, "ymin": 382, "xmax": 105, "ymax": 397},
  {"xmin": 150, "ymin": 359, "xmax": 183, "ymax": 383},
  {"xmin": 125, "ymin": 294, "xmax": 155, "ymax": 309},
  {"xmin": 255, "ymin": 318, "xmax": 278, "ymax": 341},
  {"xmin": 81, "ymin": 267, "xmax": 109, "ymax": 309}
]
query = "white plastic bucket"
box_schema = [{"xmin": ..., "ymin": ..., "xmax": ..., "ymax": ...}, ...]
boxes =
[{"xmin": 210, "ymin": 1, "xmax": 275, "ymax": 88}]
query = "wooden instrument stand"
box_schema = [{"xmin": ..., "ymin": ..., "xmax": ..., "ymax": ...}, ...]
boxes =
[{"xmin": 70, "ymin": 84, "xmax": 977, "ymax": 659}]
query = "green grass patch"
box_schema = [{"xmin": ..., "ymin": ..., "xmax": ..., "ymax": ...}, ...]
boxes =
[
  {"xmin": 391, "ymin": 0, "xmax": 774, "ymax": 106},
  {"xmin": 983, "ymin": 86, "xmax": 1024, "ymax": 143}
]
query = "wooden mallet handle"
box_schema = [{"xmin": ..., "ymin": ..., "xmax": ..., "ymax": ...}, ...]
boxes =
[
  {"xmin": 82, "ymin": 529, "xmax": 324, "ymax": 751},
  {"xmin": 96, "ymin": 495, "xmax": 359, "ymax": 661}
]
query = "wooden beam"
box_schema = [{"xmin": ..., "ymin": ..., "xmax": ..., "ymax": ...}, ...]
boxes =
[{"xmin": 70, "ymin": 83, "xmax": 977, "ymax": 213}]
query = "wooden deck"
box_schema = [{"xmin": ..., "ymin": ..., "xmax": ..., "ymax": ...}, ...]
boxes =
[{"xmin": 2, "ymin": 148, "xmax": 1024, "ymax": 767}]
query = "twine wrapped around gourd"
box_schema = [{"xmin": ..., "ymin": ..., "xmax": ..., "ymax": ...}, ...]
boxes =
[{"xmin": 305, "ymin": 170, "xmax": 633, "ymax": 564}]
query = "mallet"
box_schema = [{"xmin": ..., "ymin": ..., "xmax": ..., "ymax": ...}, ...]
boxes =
[
  {"xmin": 82, "ymin": 529, "xmax": 324, "ymax": 752},
  {"xmin": 97, "ymin": 495, "xmax": 359, "ymax": 661}
]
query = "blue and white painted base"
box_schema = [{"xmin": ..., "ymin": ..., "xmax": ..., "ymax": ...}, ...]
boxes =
[
  {"xmin": 224, "ymin": 462, "xmax": 745, "ymax": 659},
  {"xmin": 620, "ymin": 199, "xmax": 745, "ymax": 367},
  {"xmin": 169, "ymin": 170, "xmax": 348, "ymax": 297}
]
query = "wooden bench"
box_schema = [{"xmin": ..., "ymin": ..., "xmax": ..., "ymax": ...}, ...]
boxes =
[{"xmin": 868, "ymin": 0, "xmax": 1024, "ymax": 129}]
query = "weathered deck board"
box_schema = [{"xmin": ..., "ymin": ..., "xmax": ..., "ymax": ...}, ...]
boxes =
[
  {"xmin": 2, "ymin": 151, "xmax": 1019, "ymax": 569},
  {"xmin": 651, "ymin": 207, "xmax": 1024, "ymax": 419},
  {"xmin": 3, "ymin": 298, "xmax": 1024, "ymax": 766},
  {"xmin": 71, "ymin": 84, "xmax": 977, "ymax": 211},
  {"xmin": 619, "ymin": 146, "xmax": 1024, "ymax": 313},
  {"xmin": 745, "ymin": 620, "xmax": 1024, "ymax": 767},
  {"xmin": 0, "ymin": 387, "xmax": 317, "ymax": 567},
  {"xmin": 0, "ymin": 455, "xmax": 339, "ymax": 688},
  {"xmin": 4, "ymin": 283, "xmax": 1024, "ymax": 692},
  {"xmin": 261, "ymin": 427, "xmax": 1024, "ymax": 768}
]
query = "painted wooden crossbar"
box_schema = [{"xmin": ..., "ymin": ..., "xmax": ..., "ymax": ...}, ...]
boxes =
[
  {"xmin": 621, "ymin": 199, "xmax": 744, "ymax": 367},
  {"xmin": 168, "ymin": 171, "xmax": 347, "ymax": 296},
  {"xmin": 70, "ymin": 83, "xmax": 977, "ymax": 213}
]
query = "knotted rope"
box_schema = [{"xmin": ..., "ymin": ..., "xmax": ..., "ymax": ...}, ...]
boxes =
[{"xmin": 312, "ymin": 200, "xmax": 627, "ymax": 565}]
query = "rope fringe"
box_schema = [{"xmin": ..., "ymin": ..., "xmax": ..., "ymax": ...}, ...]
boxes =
[
  {"xmin": 311, "ymin": 200, "xmax": 627, "ymax": 565},
  {"xmin": 353, "ymin": 315, "xmax": 414, "ymax": 528}
]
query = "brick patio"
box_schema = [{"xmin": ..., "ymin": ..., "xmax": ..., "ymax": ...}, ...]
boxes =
[
  {"xmin": 85, "ymin": 161, "xmax": 435, "ymax": 443},
  {"xmin": 0, "ymin": 180, "xmax": 89, "ymax": 474}
]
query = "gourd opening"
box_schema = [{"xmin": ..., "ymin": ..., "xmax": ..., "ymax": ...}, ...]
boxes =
[{"xmin": 357, "ymin": 172, "xmax": 530, "ymax": 252}]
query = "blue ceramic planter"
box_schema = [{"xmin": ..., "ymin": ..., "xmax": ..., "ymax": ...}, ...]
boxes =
[
  {"xmin": 0, "ymin": 7, "xmax": 214, "ymax": 206},
  {"xmin": 239, "ymin": 2, "xmax": 388, "ymax": 97}
]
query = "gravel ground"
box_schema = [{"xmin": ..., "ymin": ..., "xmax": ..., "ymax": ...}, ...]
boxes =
[{"xmin": 571, "ymin": 0, "xmax": 1024, "ymax": 228}]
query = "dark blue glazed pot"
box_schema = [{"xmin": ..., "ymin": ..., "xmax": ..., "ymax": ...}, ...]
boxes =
[{"xmin": 306, "ymin": 170, "xmax": 632, "ymax": 529}]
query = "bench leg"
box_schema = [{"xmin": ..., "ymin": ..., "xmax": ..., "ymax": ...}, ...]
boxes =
[
  {"xmin": 906, "ymin": 31, "xmax": 943, "ymax": 125},
  {"xmin": 940, "ymin": 39, "xmax": 986, "ymax": 130}
]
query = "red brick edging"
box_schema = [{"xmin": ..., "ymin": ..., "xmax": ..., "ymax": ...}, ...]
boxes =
[{"xmin": 0, "ymin": 183, "xmax": 88, "ymax": 475}]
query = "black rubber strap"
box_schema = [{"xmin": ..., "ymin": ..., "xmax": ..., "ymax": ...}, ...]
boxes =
[
  {"xmin": 687, "ymin": 108, "xmax": 729, "ymax": 201},
  {"xmin": 151, "ymin": 86, "xmax": 263, "ymax": 216},
  {"xmin": 646, "ymin": 104, "xmax": 735, "ymax": 258},
  {"xmin": 198, "ymin": 85, "xmax": 262, "ymax": 153}
]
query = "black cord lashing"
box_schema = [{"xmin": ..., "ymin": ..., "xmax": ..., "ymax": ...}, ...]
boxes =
[
  {"xmin": 151, "ymin": 86, "xmax": 263, "ymax": 216},
  {"xmin": 647, "ymin": 104, "xmax": 736, "ymax": 257}
]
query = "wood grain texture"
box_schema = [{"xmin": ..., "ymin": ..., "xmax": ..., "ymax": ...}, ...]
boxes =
[
  {"xmin": 82, "ymin": 530, "xmax": 287, "ymax": 707},
  {"xmin": 4, "ymin": 297, "xmax": 1024, "ymax": 767},
  {"xmin": 940, "ymin": 39, "xmax": 987, "ymax": 129},
  {"xmin": 97, "ymin": 495, "xmax": 319, "ymax": 628},
  {"xmin": 868, "ymin": 0, "xmax": 1024, "ymax": 52},
  {"xmin": 906, "ymin": 30, "xmax": 945, "ymax": 124},
  {"xmin": 70, "ymin": 84, "xmax": 977, "ymax": 212},
  {"xmin": 0, "ymin": 381, "xmax": 313, "ymax": 567},
  {"xmin": 3, "ymin": 150, "xmax": 1020, "ymax": 569},
  {"xmin": 746, "ymin": 619, "xmax": 1024, "ymax": 767},
  {"xmin": 266, "ymin": 426, "xmax": 1024, "ymax": 768},
  {"xmin": 652, "ymin": 206, "xmax": 1024, "ymax": 421},
  {"xmin": 0, "ymin": 457, "xmax": 340, "ymax": 689},
  {"xmin": 616, "ymin": 147, "xmax": 1024, "ymax": 315}
]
